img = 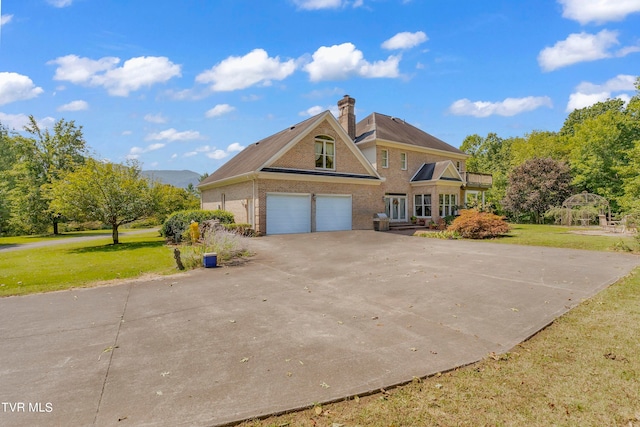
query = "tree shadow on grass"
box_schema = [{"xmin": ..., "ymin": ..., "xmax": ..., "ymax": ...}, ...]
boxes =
[{"xmin": 69, "ymin": 240, "xmax": 167, "ymax": 254}]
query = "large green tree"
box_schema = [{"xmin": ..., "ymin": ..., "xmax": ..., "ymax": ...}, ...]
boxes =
[
  {"xmin": 509, "ymin": 130, "xmax": 568, "ymax": 166},
  {"xmin": 567, "ymin": 108, "xmax": 639, "ymax": 211},
  {"xmin": 6, "ymin": 116, "xmax": 87, "ymax": 234},
  {"xmin": 0, "ymin": 124, "xmax": 18, "ymax": 235},
  {"xmin": 49, "ymin": 159, "xmax": 154, "ymax": 244},
  {"xmin": 461, "ymin": 133, "xmax": 512, "ymax": 213},
  {"xmin": 150, "ymin": 182, "xmax": 200, "ymax": 223}
]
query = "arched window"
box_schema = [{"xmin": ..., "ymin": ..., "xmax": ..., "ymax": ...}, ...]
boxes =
[{"xmin": 314, "ymin": 135, "xmax": 335, "ymax": 170}]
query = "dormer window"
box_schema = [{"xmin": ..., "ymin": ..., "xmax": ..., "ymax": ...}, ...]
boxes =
[{"xmin": 315, "ymin": 135, "xmax": 335, "ymax": 170}]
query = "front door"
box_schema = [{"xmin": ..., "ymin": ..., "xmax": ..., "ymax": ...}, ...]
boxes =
[{"xmin": 385, "ymin": 196, "xmax": 407, "ymax": 222}]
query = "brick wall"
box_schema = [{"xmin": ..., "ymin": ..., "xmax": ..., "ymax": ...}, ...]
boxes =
[
  {"xmin": 258, "ymin": 179, "xmax": 383, "ymax": 233},
  {"xmin": 201, "ymin": 180, "xmax": 254, "ymax": 225},
  {"xmin": 270, "ymin": 119, "xmax": 371, "ymax": 175},
  {"xmin": 378, "ymin": 146, "xmax": 466, "ymax": 220}
]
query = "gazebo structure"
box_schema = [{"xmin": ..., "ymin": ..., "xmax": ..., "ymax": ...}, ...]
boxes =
[{"xmin": 560, "ymin": 192, "xmax": 610, "ymax": 226}]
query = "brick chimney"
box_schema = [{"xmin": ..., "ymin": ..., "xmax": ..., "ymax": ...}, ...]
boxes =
[{"xmin": 338, "ymin": 95, "xmax": 356, "ymax": 140}]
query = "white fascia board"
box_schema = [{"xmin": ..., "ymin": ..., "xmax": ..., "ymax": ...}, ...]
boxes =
[
  {"xmin": 376, "ymin": 139, "xmax": 469, "ymax": 160},
  {"xmin": 197, "ymin": 172, "xmax": 257, "ymax": 190},
  {"xmin": 256, "ymin": 171, "xmax": 382, "ymax": 185}
]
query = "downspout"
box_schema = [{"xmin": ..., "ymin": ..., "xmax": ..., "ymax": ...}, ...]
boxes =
[{"xmin": 252, "ymin": 177, "xmax": 256, "ymax": 229}]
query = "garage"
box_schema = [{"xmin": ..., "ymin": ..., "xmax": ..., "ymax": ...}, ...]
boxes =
[
  {"xmin": 316, "ymin": 194, "xmax": 352, "ymax": 232},
  {"xmin": 266, "ymin": 193, "xmax": 311, "ymax": 235}
]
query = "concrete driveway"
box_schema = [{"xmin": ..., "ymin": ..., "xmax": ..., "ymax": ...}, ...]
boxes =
[{"xmin": 0, "ymin": 231, "xmax": 638, "ymax": 426}]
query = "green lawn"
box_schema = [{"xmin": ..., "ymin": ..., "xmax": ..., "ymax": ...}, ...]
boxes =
[
  {"xmin": 0, "ymin": 231, "xmax": 176, "ymax": 296},
  {"xmin": 494, "ymin": 224, "xmax": 638, "ymax": 252},
  {"xmin": 0, "ymin": 228, "xmax": 122, "ymax": 246}
]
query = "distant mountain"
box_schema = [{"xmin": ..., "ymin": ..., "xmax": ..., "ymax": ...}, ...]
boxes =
[{"xmin": 142, "ymin": 170, "xmax": 201, "ymax": 189}]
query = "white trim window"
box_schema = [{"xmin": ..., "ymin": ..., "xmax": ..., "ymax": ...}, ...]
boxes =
[
  {"xmin": 400, "ymin": 152, "xmax": 407, "ymax": 170},
  {"xmin": 439, "ymin": 193, "xmax": 458, "ymax": 217},
  {"xmin": 381, "ymin": 149, "xmax": 389, "ymax": 168},
  {"xmin": 315, "ymin": 135, "xmax": 335, "ymax": 170},
  {"xmin": 414, "ymin": 194, "xmax": 432, "ymax": 217}
]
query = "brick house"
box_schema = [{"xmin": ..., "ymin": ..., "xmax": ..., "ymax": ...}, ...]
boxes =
[{"xmin": 198, "ymin": 96, "xmax": 491, "ymax": 234}]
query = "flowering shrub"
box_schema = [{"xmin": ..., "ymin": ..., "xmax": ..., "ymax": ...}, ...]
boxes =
[{"xmin": 448, "ymin": 209, "xmax": 510, "ymax": 239}]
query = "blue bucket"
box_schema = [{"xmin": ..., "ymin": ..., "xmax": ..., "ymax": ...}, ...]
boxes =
[{"xmin": 203, "ymin": 252, "xmax": 217, "ymax": 268}]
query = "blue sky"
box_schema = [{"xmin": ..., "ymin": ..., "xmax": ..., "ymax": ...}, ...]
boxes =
[{"xmin": 1, "ymin": 0, "xmax": 639, "ymax": 175}]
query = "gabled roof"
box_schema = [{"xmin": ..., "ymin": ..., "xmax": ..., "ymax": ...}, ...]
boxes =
[
  {"xmin": 411, "ymin": 161, "xmax": 463, "ymax": 183},
  {"xmin": 198, "ymin": 110, "xmax": 380, "ymax": 188},
  {"xmin": 354, "ymin": 113, "xmax": 465, "ymax": 155},
  {"xmin": 198, "ymin": 113, "xmax": 324, "ymax": 187}
]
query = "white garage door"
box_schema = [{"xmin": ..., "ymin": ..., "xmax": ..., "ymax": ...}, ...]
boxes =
[
  {"xmin": 266, "ymin": 193, "xmax": 311, "ymax": 235},
  {"xmin": 316, "ymin": 195, "xmax": 352, "ymax": 232}
]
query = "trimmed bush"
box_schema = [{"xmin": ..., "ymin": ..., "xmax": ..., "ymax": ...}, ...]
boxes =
[
  {"xmin": 448, "ymin": 209, "xmax": 510, "ymax": 239},
  {"xmin": 161, "ymin": 209, "xmax": 234, "ymax": 242}
]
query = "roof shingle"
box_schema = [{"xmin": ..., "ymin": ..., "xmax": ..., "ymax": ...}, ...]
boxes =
[{"xmin": 355, "ymin": 113, "xmax": 464, "ymax": 155}]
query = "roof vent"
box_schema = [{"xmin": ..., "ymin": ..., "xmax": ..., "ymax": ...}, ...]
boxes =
[{"xmin": 290, "ymin": 126, "xmax": 296, "ymax": 130}]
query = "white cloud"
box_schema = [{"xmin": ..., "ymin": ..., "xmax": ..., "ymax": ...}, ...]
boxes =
[
  {"xmin": 146, "ymin": 143, "xmax": 165, "ymax": 151},
  {"xmin": 49, "ymin": 55, "xmax": 181, "ymax": 96},
  {"xmin": 184, "ymin": 142, "xmax": 244, "ymax": 159},
  {"xmin": 145, "ymin": 128, "xmax": 202, "ymax": 142},
  {"xmin": 196, "ymin": 49, "xmax": 296, "ymax": 91},
  {"xmin": 1, "ymin": 14, "xmax": 13, "ymax": 26},
  {"xmin": 298, "ymin": 105, "xmax": 339, "ymax": 117},
  {"xmin": 122, "ymin": 130, "xmax": 132, "ymax": 136},
  {"xmin": 0, "ymin": 72, "xmax": 44, "ymax": 106},
  {"xmin": 49, "ymin": 55, "xmax": 119, "ymax": 83},
  {"xmin": 448, "ymin": 96, "xmax": 553, "ymax": 117},
  {"xmin": 304, "ymin": 43, "xmax": 400, "ymax": 81},
  {"xmin": 0, "ymin": 112, "xmax": 30, "ymax": 130},
  {"xmin": 206, "ymin": 150, "xmax": 228, "ymax": 160},
  {"xmin": 227, "ymin": 142, "xmax": 245, "ymax": 152},
  {"xmin": 57, "ymin": 100, "xmax": 89, "ymax": 112},
  {"xmin": 559, "ymin": 0, "xmax": 640, "ymax": 24},
  {"xmin": 566, "ymin": 74, "xmax": 637, "ymax": 111},
  {"xmin": 47, "ymin": 0, "xmax": 73, "ymax": 7},
  {"xmin": 126, "ymin": 143, "xmax": 166, "ymax": 160},
  {"xmin": 300, "ymin": 105, "xmax": 325, "ymax": 116},
  {"xmin": 292, "ymin": 0, "xmax": 343, "ymax": 9},
  {"xmin": 382, "ymin": 31, "xmax": 428, "ymax": 50},
  {"xmin": 538, "ymin": 30, "xmax": 639, "ymax": 71},
  {"xmin": 205, "ymin": 104, "xmax": 236, "ymax": 118},
  {"xmin": 144, "ymin": 113, "xmax": 167, "ymax": 123}
]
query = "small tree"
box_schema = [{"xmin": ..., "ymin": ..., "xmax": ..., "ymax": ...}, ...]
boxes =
[
  {"xmin": 503, "ymin": 157, "xmax": 572, "ymax": 223},
  {"xmin": 49, "ymin": 159, "xmax": 153, "ymax": 244}
]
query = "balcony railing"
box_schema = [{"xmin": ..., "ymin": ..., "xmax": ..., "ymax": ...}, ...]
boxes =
[{"xmin": 463, "ymin": 172, "xmax": 493, "ymax": 188}]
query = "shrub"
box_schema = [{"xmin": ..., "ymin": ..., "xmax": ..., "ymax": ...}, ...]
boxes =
[
  {"xmin": 161, "ymin": 209, "xmax": 234, "ymax": 242},
  {"xmin": 448, "ymin": 209, "xmax": 510, "ymax": 239},
  {"xmin": 419, "ymin": 229, "xmax": 461, "ymax": 240},
  {"xmin": 178, "ymin": 228, "xmax": 249, "ymax": 269},
  {"xmin": 222, "ymin": 223, "xmax": 256, "ymax": 237}
]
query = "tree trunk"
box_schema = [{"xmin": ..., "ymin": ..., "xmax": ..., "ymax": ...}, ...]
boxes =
[
  {"xmin": 53, "ymin": 220, "xmax": 59, "ymax": 235},
  {"xmin": 112, "ymin": 224, "xmax": 119, "ymax": 244}
]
